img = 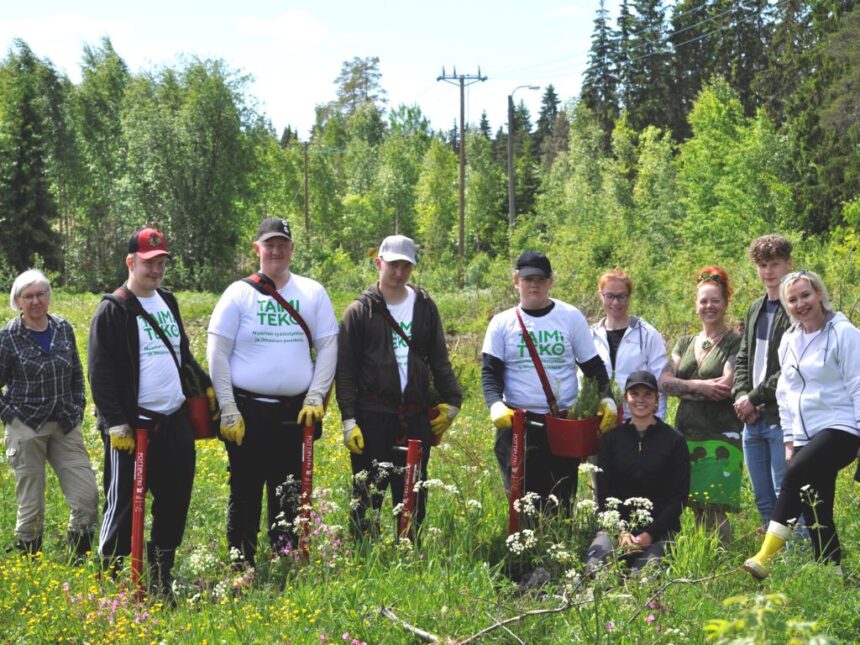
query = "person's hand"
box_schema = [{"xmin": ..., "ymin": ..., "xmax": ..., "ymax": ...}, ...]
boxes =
[
  {"xmin": 220, "ymin": 402, "xmax": 246, "ymax": 446},
  {"xmin": 343, "ymin": 419, "xmax": 364, "ymax": 454},
  {"xmin": 618, "ymin": 531, "xmax": 642, "ymax": 553},
  {"xmin": 785, "ymin": 442, "xmax": 794, "ymax": 462},
  {"xmin": 108, "ymin": 424, "xmax": 135, "ymax": 453},
  {"xmin": 298, "ymin": 394, "xmax": 324, "ymax": 426},
  {"xmin": 733, "ymin": 395, "xmax": 759, "ymax": 423},
  {"xmin": 697, "ymin": 379, "xmax": 733, "ymax": 401},
  {"xmin": 429, "ymin": 403, "xmax": 458, "ymax": 440},
  {"xmin": 632, "ymin": 531, "xmax": 653, "ymax": 549},
  {"xmin": 490, "ymin": 401, "xmax": 514, "ymax": 430},
  {"xmin": 597, "ymin": 398, "xmax": 618, "ymax": 433}
]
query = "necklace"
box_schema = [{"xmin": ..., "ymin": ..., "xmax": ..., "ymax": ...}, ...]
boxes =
[{"xmin": 700, "ymin": 328, "xmax": 727, "ymax": 350}]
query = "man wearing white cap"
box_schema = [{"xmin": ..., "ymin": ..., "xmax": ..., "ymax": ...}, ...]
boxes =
[{"xmin": 337, "ymin": 235, "xmax": 462, "ymax": 537}]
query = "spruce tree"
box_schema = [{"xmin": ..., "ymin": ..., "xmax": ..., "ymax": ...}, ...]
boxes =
[{"xmin": 582, "ymin": 0, "xmax": 620, "ymax": 149}]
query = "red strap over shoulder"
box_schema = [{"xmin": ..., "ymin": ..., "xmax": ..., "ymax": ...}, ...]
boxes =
[
  {"xmin": 243, "ymin": 273, "xmax": 314, "ymax": 348},
  {"xmin": 515, "ymin": 308, "xmax": 560, "ymax": 417}
]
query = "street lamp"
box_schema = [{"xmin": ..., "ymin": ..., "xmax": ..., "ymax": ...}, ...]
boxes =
[{"xmin": 507, "ymin": 85, "xmax": 540, "ymax": 228}]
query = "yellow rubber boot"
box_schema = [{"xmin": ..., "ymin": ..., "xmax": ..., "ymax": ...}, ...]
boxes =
[{"xmin": 743, "ymin": 521, "xmax": 791, "ymax": 580}]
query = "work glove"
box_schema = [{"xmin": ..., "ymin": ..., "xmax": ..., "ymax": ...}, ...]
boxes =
[
  {"xmin": 298, "ymin": 394, "xmax": 325, "ymax": 427},
  {"xmin": 490, "ymin": 401, "xmax": 515, "ymax": 430},
  {"xmin": 220, "ymin": 402, "xmax": 246, "ymax": 446},
  {"xmin": 429, "ymin": 403, "xmax": 458, "ymax": 440},
  {"xmin": 342, "ymin": 419, "xmax": 364, "ymax": 455},
  {"xmin": 597, "ymin": 398, "xmax": 618, "ymax": 433},
  {"xmin": 206, "ymin": 386, "xmax": 219, "ymax": 421},
  {"xmin": 108, "ymin": 424, "xmax": 135, "ymax": 453}
]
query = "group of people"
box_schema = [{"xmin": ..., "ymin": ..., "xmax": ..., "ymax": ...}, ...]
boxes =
[{"xmin": 2, "ymin": 225, "xmax": 857, "ymax": 591}]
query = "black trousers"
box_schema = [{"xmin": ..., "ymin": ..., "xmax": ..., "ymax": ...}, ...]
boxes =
[
  {"xmin": 349, "ymin": 409, "xmax": 433, "ymax": 535},
  {"xmin": 772, "ymin": 428, "xmax": 860, "ymax": 563},
  {"xmin": 226, "ymin": 395, "xmax": 304, "ymax": 566},
  {"xmin": 98, "ymin": 412, "xmax": 196, "ymax": 558},
  {"xmin": 494, "ymin": 413, "xmax": 580, "ymax": 511}
]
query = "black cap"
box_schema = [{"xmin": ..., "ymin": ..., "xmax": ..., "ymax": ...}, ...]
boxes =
[
  {"xmin": 516, "ymin": 251, "xmax": 552, "ymax": 278},
  {"xmin": 624, "ymin": 370, "xmax": 659, "ymax": 392},
  {"xmin": 256, "ymin": 217, "xmax": 292, "ymax": 242}
]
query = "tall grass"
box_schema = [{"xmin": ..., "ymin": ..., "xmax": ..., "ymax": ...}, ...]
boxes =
[{"xmin": 1, "ymin": 290, "xmax": 858, "ymax": 643}]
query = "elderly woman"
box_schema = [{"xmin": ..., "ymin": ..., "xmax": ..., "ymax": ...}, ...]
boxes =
[
  {"xmin": 591, "ymin": 269, "xmax": 667, "ymax": 419},
  {"xmin": 744, "ymin": 270, "xmax": 860, "ymax": 579},
  {"xmin": 659, "ymin": 266, "xmax": 743, "ymax": 542},
  {"xmin": 584, "ymin": 371, "xmax": 689, "ymax": 574},
  {"xmin": 0, "ymin": 270, "xmax": 98, "ymax": 559}
]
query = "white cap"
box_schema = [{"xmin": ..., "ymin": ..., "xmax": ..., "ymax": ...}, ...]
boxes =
[{"xmin": 378, "ymin": 235, "xmax": 417, "ymax": 265}]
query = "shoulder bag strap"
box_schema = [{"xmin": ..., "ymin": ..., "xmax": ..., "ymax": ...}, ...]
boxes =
[
  {"xmin": 515, "ymin": 307, "xmax": 560, "ymax": 417},
  {"xmin": 243, "ymin": 273, "xmax": 314, "ymax": 351},
  {"xmin": 111, "ymin": 286, "xmax": 182, "ymax": 375},
  {"xmin": 376, "ymin": 302, "xmax": 414, "ymax": 349}
]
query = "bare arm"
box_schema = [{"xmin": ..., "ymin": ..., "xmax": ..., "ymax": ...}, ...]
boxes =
[{"xmin": 659, "ymin": 353, "xmax": 708, "ymax": 400}]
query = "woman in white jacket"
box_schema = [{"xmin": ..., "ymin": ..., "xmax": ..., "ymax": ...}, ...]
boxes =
[
  {"xmin": 744, "ymin": 270, "xmax": 860, "ymax": 579},
  {"xmin": 591, "ymin": 270, "xmax": 667, "ymax": 419}
]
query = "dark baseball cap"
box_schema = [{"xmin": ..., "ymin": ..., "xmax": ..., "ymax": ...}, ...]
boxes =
[
  {"xmin": 128, "ymin": 227, "xmax": 170, "ymax": 259},
  {"xmin": 516, "ymin": 251, "xmax": 552, "ymax": 278},
  {"xmin": 256, "ymin": 217, "xmax": 292, "ymax": 242},
  {"xmin": 625, "ymin": 370, "xmax": 659, "ymax": 392}
]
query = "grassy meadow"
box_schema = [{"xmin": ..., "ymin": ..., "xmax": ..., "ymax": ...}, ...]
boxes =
[{"xmin": 1, "ymin": 286, "xmax": 860, "ymax": 644}]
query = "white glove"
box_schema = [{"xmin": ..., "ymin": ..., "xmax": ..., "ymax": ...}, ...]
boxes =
[{"xmin": 108, "ymin": 424, "xmax": 135, "ymax": 453}]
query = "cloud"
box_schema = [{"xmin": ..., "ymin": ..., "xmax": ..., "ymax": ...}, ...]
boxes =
[{"xmin": 234, "ymin": 10, "xmax": 327, "ymax": 51}]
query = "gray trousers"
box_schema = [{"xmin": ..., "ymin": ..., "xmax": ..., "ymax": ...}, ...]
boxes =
[{"xmin": 4, "ymin": 418, "xmax": 98, "ymax": 541}]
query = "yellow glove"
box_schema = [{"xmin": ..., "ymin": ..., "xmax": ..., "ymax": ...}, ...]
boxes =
[
  {"xmin": 597, "ymin": 398, "xmax": 618, "ymax": 433},
  {"xmin": 298, "ymin": 394, "xmax": 324, "ymax": 426},
  {"xmin": 430, "ymin": 403, "xmax": 458, "ymax": 440},
  {"xmin": 343, "ymin": 420, "xmax": 364, "ymax": 454},
  {"xmin": 220, "ymin": 403, "xmax": 246, "ymax": 446},
  {"xmin": 206, "ymin": 386, "xmax": 219, "ymax": 421},
  {"xmin": 490, "ymin": 401, "xmax": 514, "ymax": 430},
  {"xmin": 108, "ymin": 424, "xmax": 135, "ymax": 453}
]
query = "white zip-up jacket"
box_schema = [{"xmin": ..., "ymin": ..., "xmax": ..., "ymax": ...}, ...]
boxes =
[
  {"xmin": 776, "ymin": 312, "xmax": 860, "ymax": 446},
  {"xmin": 590, "ymin": 316, "xmax": 668, "ymax": 419}
]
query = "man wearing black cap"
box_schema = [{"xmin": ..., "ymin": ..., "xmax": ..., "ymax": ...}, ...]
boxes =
[
  {"xmin": 482, "ymin": 251, "xmax": 616, "ymax": 511},
  {"xmin": 207, "ymin": 218, "xmax": 338, "ymax": 571},
  {"xmin": 337, "ymin": 235, "xmax": 462, "ymax": 537},
  {"xmin": 88, "ymin": 226, "xmax": 199, "ymax": 595}
]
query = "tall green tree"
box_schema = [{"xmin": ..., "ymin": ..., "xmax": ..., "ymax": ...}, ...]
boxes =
[
  {"xmin": 333, "ymin": 56, "xmax": 387, "ymax": 116},
  {"xmin": 0, "ymin": 40, "xmax": 62, "ymax": 271},
  {"xmin": 415, "ymin": 138, "xmax": 457, "ymax": 261},
  {"xmin": 626, "ymin": 0, "xmax": 673, "ymax": 132},
  {"xmin": 581, "ymin": 0, "xmax": 619, "ymax": 148}
]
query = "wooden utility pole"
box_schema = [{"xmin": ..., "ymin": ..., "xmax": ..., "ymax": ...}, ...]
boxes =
[{"xmin": 437, "ymin": 66, "xmax": 487, "ymax": 288}]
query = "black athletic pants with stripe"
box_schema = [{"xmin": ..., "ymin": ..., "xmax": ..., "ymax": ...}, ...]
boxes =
[{"xmin": 98, "ymin": 412, "xmax": 195, "ymax": 558}]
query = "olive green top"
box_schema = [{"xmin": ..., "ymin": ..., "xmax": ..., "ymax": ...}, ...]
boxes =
[{"xmin": 672, "ymin": 332, "xmax": 743, "ymax": 437}]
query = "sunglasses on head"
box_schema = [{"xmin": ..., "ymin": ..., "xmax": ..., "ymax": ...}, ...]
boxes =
[{"xmin": 697, "ymin": 272, "xmax": 722, "ymax": 284}]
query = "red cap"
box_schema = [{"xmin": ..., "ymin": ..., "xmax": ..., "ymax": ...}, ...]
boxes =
[{"xmin": 128, "ymin": 227, "xmax": 170, "ymax": 259}]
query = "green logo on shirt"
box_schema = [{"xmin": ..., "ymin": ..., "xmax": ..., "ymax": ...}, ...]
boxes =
[
  {"xmin": 257, "ymin": 298, "xmax": 301, "ymax": 326},
  {"xmin": 141, "ymin": 310, "xmax": 179, "ymax": 340},
  {"xmin": 518, "ymin": 329, "xmax": 565, "ymax": 357},
  {"xmin": 392, "ymin": 322, "xmax": 412, "ymax": 348}
]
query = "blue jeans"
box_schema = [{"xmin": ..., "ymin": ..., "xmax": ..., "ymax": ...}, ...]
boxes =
[{"xmin": 743, "ymin": 417, "xmax": 787, "ymax": 524}]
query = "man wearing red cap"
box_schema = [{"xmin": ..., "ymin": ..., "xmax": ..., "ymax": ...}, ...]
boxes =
[{"xmin": 88, "ymin": 227, "xmax": 199, "ymax": 597}]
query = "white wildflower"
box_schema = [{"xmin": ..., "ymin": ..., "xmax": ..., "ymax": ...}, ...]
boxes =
[{"xmin": 466, "ymin": 499, "xmax": 483, "ymax": 511}]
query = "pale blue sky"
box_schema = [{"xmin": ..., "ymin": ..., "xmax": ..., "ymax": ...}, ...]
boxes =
[{"xmin": 1, "ymin": 1, "xmax": 613, "ymax": 138}]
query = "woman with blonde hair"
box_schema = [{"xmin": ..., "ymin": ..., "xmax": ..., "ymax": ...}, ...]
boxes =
[
  {"xmin": 744, "ymin": 270, "xmax": 860, "ymax": 579},
  {"xmin": 660, "ymin": 266, "xmax": 743, "ymax": 542}
]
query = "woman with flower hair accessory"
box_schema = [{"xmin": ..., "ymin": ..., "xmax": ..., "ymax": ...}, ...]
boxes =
[
  {"xmin": 744, "ymin": 270, "xmax": 860, "ymax": 580},
  {"xmin": 584, "ymin": 371, "xmax": 689, "ymax": 575},
  {"xmin": 659, "ymin": 266, "xmax": 743, "ymax": 543}
]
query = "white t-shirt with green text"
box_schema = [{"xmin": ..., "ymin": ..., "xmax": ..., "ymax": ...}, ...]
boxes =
[
  {"xmin": 208, "ymin": 274, "xmax": 338, "ymax": 397},
  {"xmin": 482, "ymin": 300, "xmax": 597, "ymax": 413},
  {"xmin": 386, "ymin": 287, "xmax": 416, "ymax": 393},
  {"xmin": 137, "ymin": 293, "xmax": 185, "ymax": 415}
]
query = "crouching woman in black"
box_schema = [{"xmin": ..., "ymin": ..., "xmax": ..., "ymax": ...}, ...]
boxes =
[{"xmin": 585, "ymin": 371, "xmax": 690, "ymax": 574}]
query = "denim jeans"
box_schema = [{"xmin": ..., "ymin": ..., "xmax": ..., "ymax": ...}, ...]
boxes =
[{"xmin": 743, "ymin": 417, "xmax": 787, "ymax": 524}]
